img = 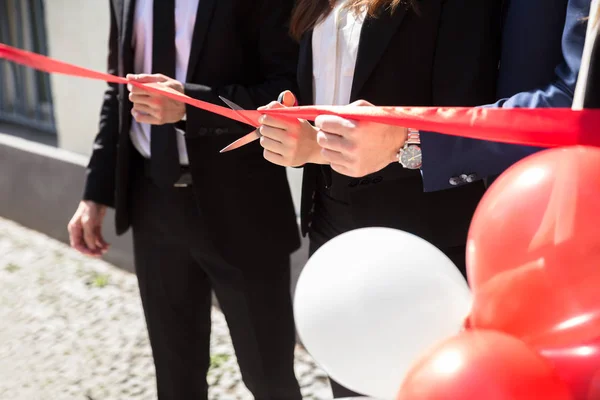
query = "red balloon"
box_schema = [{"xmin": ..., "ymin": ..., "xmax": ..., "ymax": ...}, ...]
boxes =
[
  {"xmin": 466, "ymin": 146, "xmax": 600, "ymax": 291},
  {"xmin": 469, "ymin": 259, "xmax": 600, "ymax": 343},
  {"xmin": 397, "ymin": 330, "xmax": 572, "ymax": 400},
  {"xmin": 540, "ymin": 337, "xmax": 600, "ymax": 400}
]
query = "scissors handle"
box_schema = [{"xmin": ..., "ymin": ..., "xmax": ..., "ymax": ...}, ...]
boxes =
[{"xmin": 277, "ymin": 91, "xmax": 298, "ymax": 107}]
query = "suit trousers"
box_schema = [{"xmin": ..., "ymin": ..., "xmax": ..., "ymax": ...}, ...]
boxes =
[
  {"xmin": 308, "ymin": 188, "xmax": 468, "ymax": 398},
  {"xmin": 130, "ymin": 167, "xmax": 301, "ymax": 400}
]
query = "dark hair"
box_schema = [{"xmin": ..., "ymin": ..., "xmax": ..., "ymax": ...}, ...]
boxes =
[{"xmin": 289, "ymin": 0, "xmax": 413, "ymax": 41}]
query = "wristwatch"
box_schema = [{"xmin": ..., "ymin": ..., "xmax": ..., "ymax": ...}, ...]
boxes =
[{"xmin": 397, "ymin": 129, "xmax": 422, "ymax": 169}]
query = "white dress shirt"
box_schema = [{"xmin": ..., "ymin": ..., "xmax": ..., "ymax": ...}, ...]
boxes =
[
  {"xmin": 573, "ymin": 0, "xmax": 600, "ymax": 109},
  {"xmin": 130, "ymin": 0, "xmax": 200, "ymax": 165},
  {"xmin": 312, "ymin": 1, "xmax": 366, "ymax": 106}
]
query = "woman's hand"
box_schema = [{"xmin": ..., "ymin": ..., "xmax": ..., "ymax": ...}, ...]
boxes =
[
  {"xmin": 258, "ymin": 92, "xmax": 326, "ymax": 167},
  {"xmin": 315, "ymin": 100, "xmax": 408, "ymax": 177}
]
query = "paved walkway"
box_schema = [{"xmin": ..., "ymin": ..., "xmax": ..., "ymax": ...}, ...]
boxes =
[{"xmin": 0, "ymin": 218, "xmax": 331, "ymax": 399}]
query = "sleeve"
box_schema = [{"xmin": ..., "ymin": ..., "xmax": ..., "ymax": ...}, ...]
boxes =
[
  {"xmin": 420, "ymin": 0, "xmax": 590, "ymax": 192},
  {"xmin": 182, "ymin": 0, "xmax": 299, "ymax": 136},
  {"xmin": 82, "ymin": 0, "xmax": 120, "ymax": 207}
]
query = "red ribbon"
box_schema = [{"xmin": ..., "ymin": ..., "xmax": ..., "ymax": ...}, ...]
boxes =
[
  {"xmin": 2, "ymin": 42, "xmax": 600, "ymax": 148},
  {"xmin": 0, "ymin": 43, "xmax": 261, "ymax": 127},
  {"xmin": 261, "ymin": 106, "xmax": 600, "ymax": 148}
]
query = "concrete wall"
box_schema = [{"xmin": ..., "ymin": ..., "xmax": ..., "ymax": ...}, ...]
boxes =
[
  {"xmin": 44, "ymin": 1, "xmax": 112, "ymax": 155},
  {"xmin": 0, "ymin": 132, "xmax": 135, "ymax": 271},
  {"xmin": 0, "ymin": 133, "xmax": 308, "ymax": 289}
]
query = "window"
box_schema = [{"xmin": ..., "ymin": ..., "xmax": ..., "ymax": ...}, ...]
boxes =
[{"xmin": 0, "ymin": 0, "xmax": 56, "ymax": 134}]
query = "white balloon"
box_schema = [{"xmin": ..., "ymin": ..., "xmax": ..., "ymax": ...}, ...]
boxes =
[{"xmin": 294, "ymin": 228, "xmax": 472, "ymax": 400}]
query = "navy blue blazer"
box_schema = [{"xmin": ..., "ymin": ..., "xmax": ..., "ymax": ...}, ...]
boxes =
[{"xmin": 420, "ymin": 0, "xmax": 591, "ymax": 191}]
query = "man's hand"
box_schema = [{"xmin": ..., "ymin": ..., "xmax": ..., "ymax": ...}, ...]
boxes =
[
  {"xmin": 314, "ymin": 100, "xmax": 408, "ymax": 177},
  {"xmin": 68, "ymin": 201, "xmax": 109, "ymax": 257},
  {"xmin": 258, "ymin": 91, "xmax": 326, "ymax": 167},
  {"xmin": 127, "ymin": 73, "xmax": 186, "ymax": 125}
]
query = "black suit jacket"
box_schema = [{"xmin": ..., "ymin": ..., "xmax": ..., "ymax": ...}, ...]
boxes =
[
  {"xmin": 299, "ymin": 0, "xmax": 503, "ymax": 249},
  {"xmin": 83, "ymin": 0, "xmax": 301, "ymax": 260}
]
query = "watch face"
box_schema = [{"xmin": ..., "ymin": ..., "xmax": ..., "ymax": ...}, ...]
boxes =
[{"xmin": 400, "ymin": 146, "xmax": 422, "ymax": 169}]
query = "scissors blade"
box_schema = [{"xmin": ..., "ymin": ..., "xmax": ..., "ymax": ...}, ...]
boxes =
[
  {"xmin": 220, "ymin": 129, "xmax": 261, "ymax": 153},
  {"xmin": 219, "ymin": 95, "xmax": 262, "ymax": 152},
  {"xmin": 219, "ymin": 96, "xmax": 259, "ymax": 127}
]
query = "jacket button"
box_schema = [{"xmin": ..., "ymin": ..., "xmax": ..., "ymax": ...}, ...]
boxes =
[
  {"xmin": 449, "ymin": 176, "xmax": 462, "ymax": 186},
  {"xmin": 465, "ymin": 173, "xmax": 478, "ymax": 183}
]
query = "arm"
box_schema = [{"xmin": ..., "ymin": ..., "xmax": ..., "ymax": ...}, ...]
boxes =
[
  {"xmin": 183, "ymin": 0, "xmax": 299, "ymax": 136},
  {"xmin": 420, "ymin": 0, "xmax": 590, "ymax": 192},
  {"xmin": 311, "ymin": 0, "xmax": 503, "ymax": 178},
  {"xmin": 82, "ymin": 0, "xmax": 120, "ymax": 207}
]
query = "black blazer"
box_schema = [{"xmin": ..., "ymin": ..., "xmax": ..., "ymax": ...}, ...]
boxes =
[
  {"xmin": 83, "ymin": 0, "xmax": 301, "ymax": 261},
  {"xmin": 299, "ymin": 0, "xmax": 503, "ymax": 249}
]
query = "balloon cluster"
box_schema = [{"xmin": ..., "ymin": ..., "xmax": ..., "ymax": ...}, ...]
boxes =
[{"xmin": 294, "ymin": 146, "xmax": 600, "ymax": 400}]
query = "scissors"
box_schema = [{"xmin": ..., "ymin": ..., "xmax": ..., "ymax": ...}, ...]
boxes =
[
  {"xmin": 219, "ymin": 92, "xmax": 297, "ymax": 153},
  {"xmin": 219, "ymin": 96, "xmax": 262, "ymax": 153}
]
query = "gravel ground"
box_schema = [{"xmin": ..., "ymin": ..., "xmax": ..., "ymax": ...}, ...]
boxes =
[{"xmin": 0, "ymin": 217, "xmax": 332, "ymax": 399}]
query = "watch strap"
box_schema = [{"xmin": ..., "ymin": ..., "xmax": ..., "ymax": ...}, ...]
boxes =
[{"xmin": 406, "ymin": 128, "xmax": 420, "ymax": 145}]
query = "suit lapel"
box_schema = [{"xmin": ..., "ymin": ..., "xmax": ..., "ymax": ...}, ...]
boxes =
[
  {"xmin": 112, "ymin": 0, "xmax": 123, "ymax": 35},
  {"xmin": 186, "ymin": 0, "xmax": 218, "ymax": 81},
  {"xmin": 120, "ymin": 0, "xmax": 136, "ymax": 53},
  {"xmin": 297, "ymin": 31, "xmax": 314, "ymax": 106},
  {"xmin": 350, "ymin": 8, "xmax": 407, "ymax": 100}
]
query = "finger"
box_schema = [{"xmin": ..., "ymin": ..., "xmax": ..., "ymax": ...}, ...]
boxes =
[
  {"xmin": 321, "ymin": 148, "xmax": 350, "ymax": 166},
  {"xmin": 259, "ymin": 114, "xmax": 296, "ymax": 131},
  {"xmin": 259, "ymin": 124, "xmax": 291, "ymax": 143},
  {"xmin": 316, "ymin": 130, "xmax": 352, "ymax": 153},
  {"xmin": 349, "ymin": 99, "xmax": 374, "ymax": 107},
  {"xmin": 259, "ymin": 135, "xmax": 286, "ymax": 154},
  {"xmin": 73, "ymin": 241, "xmax": 95, "ymax": 256},
  {"xmin": 278, "ymin": 91, "xmax": 297, "ymax": 107},
  {"xmin": 95, "ymin": 238, "xmax": 109, "ymax": 253},
  {"xmin": 258, "ymin": 101, "xmax": 284, "ymax": 111},
  {"xmin": 68, "ymin": 222, "xmax": 88, "ymax": 252},
  {"xmin": 82, "ymin": 222, "xmax": 98, "ymax": 252},
  {"xmin": 314, "ymin": 115, "xmax": 357, "ymax": 137},
  {"xmin": 94, "ymin": 227, "xmax": 110, "ymax": 252},
  {"xmin": 128, "ymin": 83, "xmax": 153, "ymax": 95},
  {"xmin": 330, "ymin": 163, "xmax": 353, "ymax": 177},
  {"xmin": 132, "ymin": 109, "xmax": 161, "ymax": 125},
  {"xmin": 72, "ymin": 229, "xmax": 97, "ymax": 256},
  {"xmin": 128, "ymin": 73, "xmax": 169, "ymax": 83},
  {"xmin": 263, "ymin": 149, "xmax": 286, "ymax": 166},
  {"xmin": 260, "ymin": 125, "xmax": 296, "ymax": 147},
  {"xmin": 132, "ymin": 103, "xmax": 158, "ymax": 116},
  {"xmin": 129, "ymin": 93, "xmax": 157, "ymax": 107}
]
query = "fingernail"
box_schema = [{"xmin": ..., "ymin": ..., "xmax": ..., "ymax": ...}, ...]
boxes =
[
  {"xmin": 127, "ymin": 83, "xmax": 133, "ymax": 92},
  {"xmin": 343, "ymin": 119, "xmax": 357, "ymax": 128},
  {"xmin": 259, "ymin": 115, "xmax": 266, "ymax": 124}
]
